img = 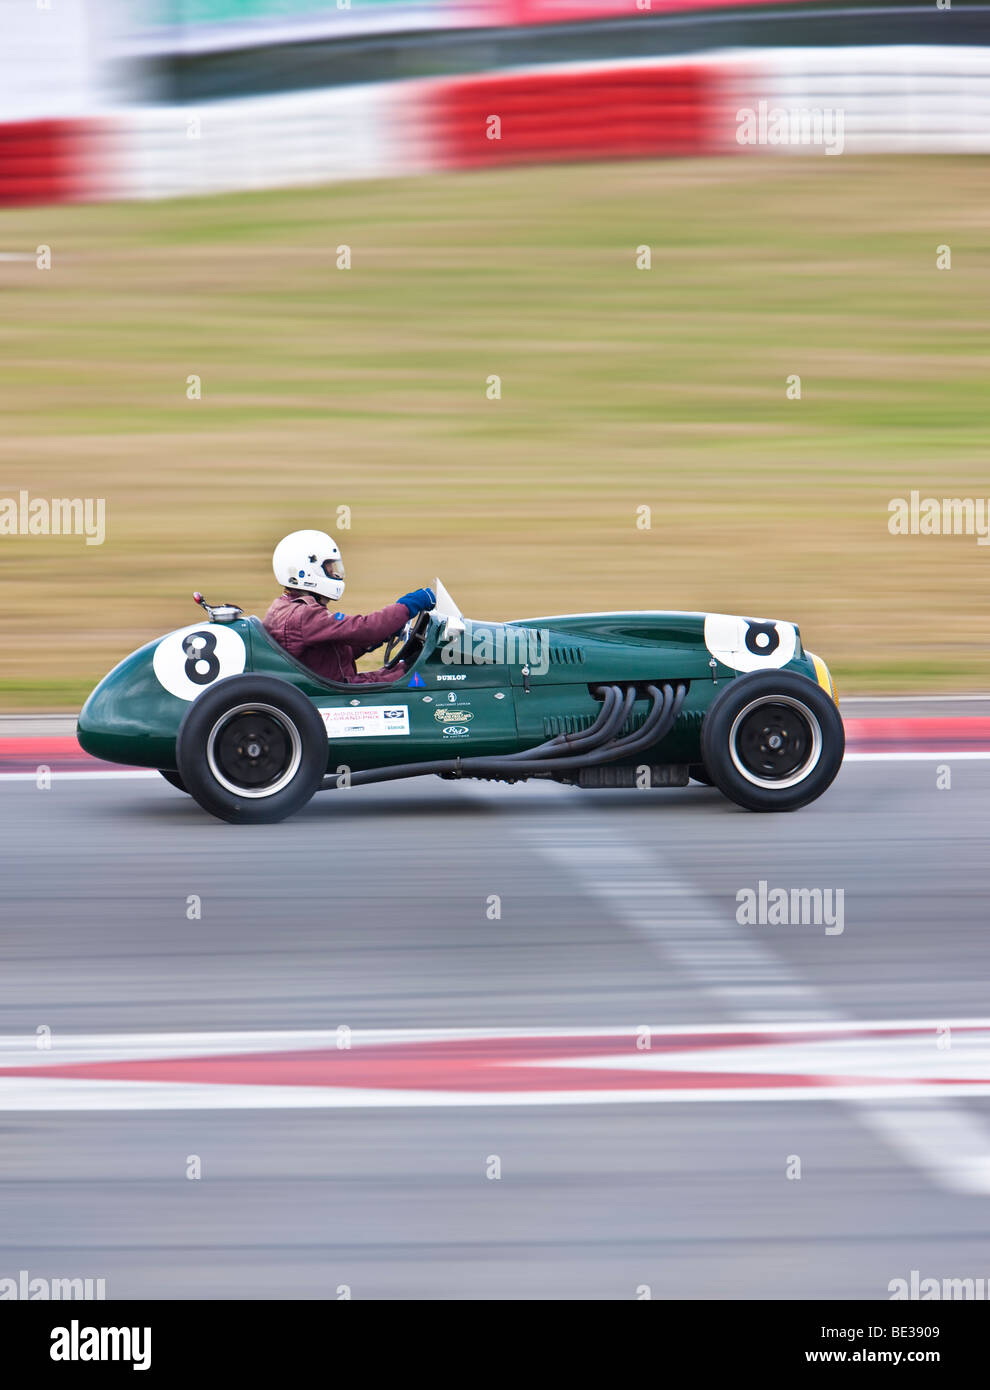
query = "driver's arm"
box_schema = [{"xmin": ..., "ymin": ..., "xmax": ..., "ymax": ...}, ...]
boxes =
[{"xmin": 294, "ymin": 601, "xmax": 411, "ymax": 653}]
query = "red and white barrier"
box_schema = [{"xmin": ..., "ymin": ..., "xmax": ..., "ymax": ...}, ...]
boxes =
[
  {"xmin": 0, "ymin": 119, "xmax": 103, "ymax": 206},
  {"xmin": 118, "ymin": 83, "xmax": 431, "ymax": 200},
  {"xmin": 2, "ymin": 47, "xmax": 989, "ymax": 205}
]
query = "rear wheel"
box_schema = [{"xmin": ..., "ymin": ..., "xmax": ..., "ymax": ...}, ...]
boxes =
[
  {"xmin": 176, "ymin": 676, "xmax": 328, "ymax": 823},
  {"xmin": 700, "ymin": 671, "xmax": 843, "ymax": 812}
]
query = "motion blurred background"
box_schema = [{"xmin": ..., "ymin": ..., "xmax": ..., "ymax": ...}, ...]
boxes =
[
  {"xmin": 1, "ymin": 0, "xmax": 988, "ymax": 706},
  {"xmin": 3, "ymin": 3, "xmax": 990, "ymax": 1307}
]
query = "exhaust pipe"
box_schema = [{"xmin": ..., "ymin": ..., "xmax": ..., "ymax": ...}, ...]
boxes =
[{"xmin": 319, "ymin": 682, "xmax": 687, "ymax": 792}]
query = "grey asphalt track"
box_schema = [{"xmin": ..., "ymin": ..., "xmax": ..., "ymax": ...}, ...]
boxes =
[{"xmin": 2, "ymin": 756, "xmax": 990, "ymax": 1299}]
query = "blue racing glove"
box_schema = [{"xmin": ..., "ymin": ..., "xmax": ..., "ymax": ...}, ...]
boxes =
[{"xmin": 397, "ymin": 587, "xmax": 436, "ymax": 618}]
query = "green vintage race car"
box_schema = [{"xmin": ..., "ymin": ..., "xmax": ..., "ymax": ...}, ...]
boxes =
[{"xmin": 77, "ymin": 583, "xmax": 844, "ymax": 823}]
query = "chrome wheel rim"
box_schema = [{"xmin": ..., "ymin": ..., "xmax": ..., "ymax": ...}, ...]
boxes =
[
  {"xmin": 729, "ymin": 695, "xmax": 823, "ymax": 790},
  {"xmin": 206, "ymin": 703, "xmax": 302, "ymax": 799}
]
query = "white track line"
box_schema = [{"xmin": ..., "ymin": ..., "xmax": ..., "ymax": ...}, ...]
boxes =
[
  {"xmin": 4, "ymin": 1079, "xmax": 990, "ymax": 1112},
  {"xmin": 2, "ymin": 1023, "xmax": 989, "ymax": 1112},
  {"xmin": 491, "ymin": 802, "xmax": 990, "ymax": 1197},
  {"xmin": 845, "ymin": 695, "xmax": 990, "ymax": 703},
  {"xmin": 844, "ymin": 752, "xmax": 990, "ymax": 761},
  {"xmin": 849, "ymin": 1100, "xmax": 990, "ymax": 1196},
  {"xmin": 0, "ymin": 770, "xmax": 159, "ymax": 781},
  {"xmin": 2, "ymin": 754, "xmax": 990, "ymax": 784},
  {"xmin": 6, "ymin": 1019, "xmax": 988, "ymax": 1057}
]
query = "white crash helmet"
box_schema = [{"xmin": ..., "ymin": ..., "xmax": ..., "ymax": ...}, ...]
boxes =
[{"xmin": 272, "ymin": 529, "xmax": 346, "ymax": 602}]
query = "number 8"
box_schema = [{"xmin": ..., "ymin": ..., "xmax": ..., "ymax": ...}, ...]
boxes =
[{"xmin": 182, "ymin": 630, "xmax": 221, "ymax": 686}]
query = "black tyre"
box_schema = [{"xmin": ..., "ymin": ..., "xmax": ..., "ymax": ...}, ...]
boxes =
[
  {"xmin": 158, "ymin": 768, "xmax": 189, "ymax": 794},
  {"xmin": 176, "ymin": 675, "xmax": 328, "ymax": 824},
  {"xmin": 688, "ymin": 764, "xmax": 714, "ymax": 786},
  {"xmin": 700, "ymin": 671, "xmax": 844, "ymax": 812}
]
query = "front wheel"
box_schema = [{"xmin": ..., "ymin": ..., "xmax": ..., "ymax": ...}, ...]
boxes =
[
  {"xmin": 700, "ymin": 671, "xmax": 843, "ymax": 812},
  {"xmin": 176, "ymin": 675, "xmax": 328, "ymax": 824}
]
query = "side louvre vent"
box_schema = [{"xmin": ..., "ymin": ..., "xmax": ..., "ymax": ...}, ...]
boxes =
[{"xmin": 548, "ymin": 645, "xmax": 585, "ymax": 666}]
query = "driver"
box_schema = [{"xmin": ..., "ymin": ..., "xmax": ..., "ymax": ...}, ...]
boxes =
[{"xmin": 264, "ymin": 530, "xmax": 435, "ymax": 685}]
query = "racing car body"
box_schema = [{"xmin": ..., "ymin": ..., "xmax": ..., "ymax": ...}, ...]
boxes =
[{"xmin": 77, "ymin": 583, "xmax": 843, "ymax": 822}]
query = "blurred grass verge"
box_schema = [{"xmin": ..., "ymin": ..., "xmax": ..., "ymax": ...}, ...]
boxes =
[{"xmin": 0, "ymin": 156, "xmax": 987, "ymax": 710}]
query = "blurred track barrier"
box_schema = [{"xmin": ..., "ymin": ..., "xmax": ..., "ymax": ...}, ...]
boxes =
[
  {"xmin": 0, "ymin": 120, "xmax": 92, "ymax": 206},
  {"xmin": 429, "ymin": 61, "xmax": 722, "ymax": 163},
  {"xmin": 0, "ymin": 0, "xmax": 109, "ymax": 206},
  {"xmin": 118, "ymin": 83, "xmax": 432, "ymax": 199},
  {"xmin": 426, "ymin": 46, "xmax": 990, "ymax": 167},
  {"xmin": 0, "ymin": 46, "xmax": 982, "ymax": 204},
  {"xmin": 2, "ymin": 0, "xmax": 987, "ymax": 206}
]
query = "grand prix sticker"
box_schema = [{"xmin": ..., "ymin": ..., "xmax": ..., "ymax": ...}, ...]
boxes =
[
  {"xmin": 321, "ymin": 706, "xmax": 410, "ymax": 738},
  {"xmin": 704, "ymin": 613, "xmax": 797, "ymax": 674},
  {"xmin": 152, "ymin": 623, "xmax": 246, "ymax": 701}
]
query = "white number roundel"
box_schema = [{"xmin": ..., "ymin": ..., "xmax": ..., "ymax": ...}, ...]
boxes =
[
  {"xmin": 704, "ymin": 613, "xmax": 797, "ymax": 674},
  {"xmin": 152, "ymin": 623, "xmax": 246, "ymax": 701}
]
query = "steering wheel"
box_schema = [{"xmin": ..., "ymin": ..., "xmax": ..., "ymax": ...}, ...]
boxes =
[{"xmin": 384, "ymin": 608, "xmax": 431, "ymax": 670}]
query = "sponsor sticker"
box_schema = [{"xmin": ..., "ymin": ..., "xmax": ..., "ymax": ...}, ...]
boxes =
[
  {"xmin": 320, "ymin": 705, "xmax": 410, "ymax": 738},
  {"xmin": 441, "ymin": 725, "xmax": 471, "ymax": 738},
  {"xmin": 434, "ymin": 708, "xmax": 474, "ymax": 723}
]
